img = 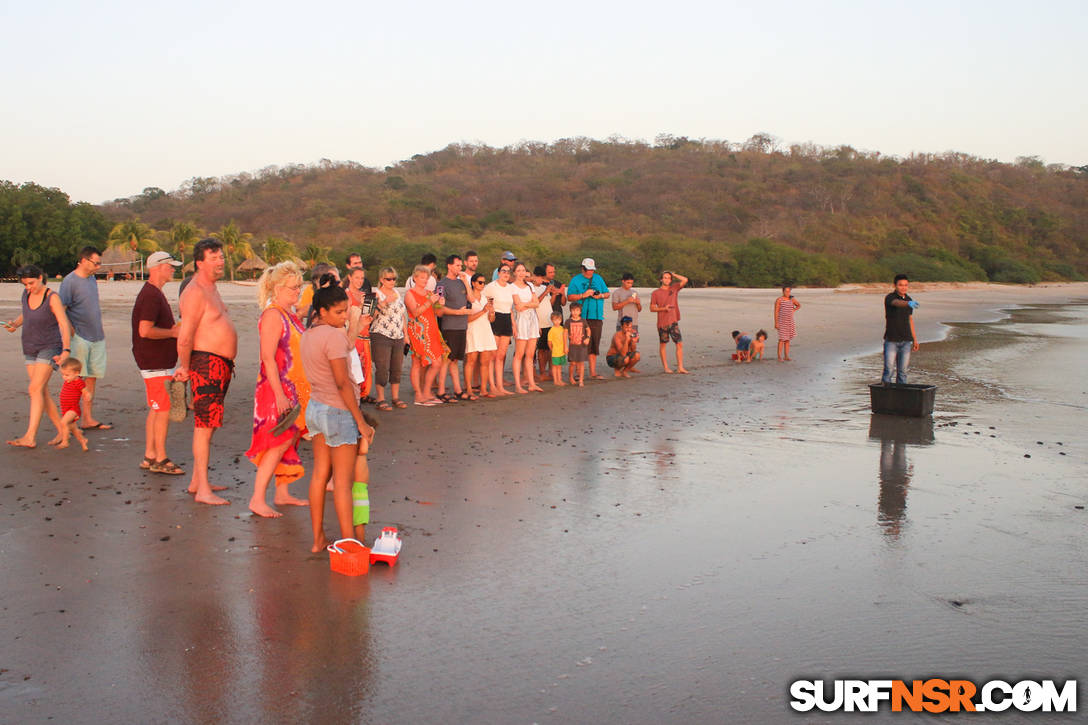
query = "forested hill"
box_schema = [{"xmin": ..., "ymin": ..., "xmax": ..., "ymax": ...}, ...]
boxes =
[{"xmin": 21, "ymin": 136, "xmax": 1088, "ymax": 285}]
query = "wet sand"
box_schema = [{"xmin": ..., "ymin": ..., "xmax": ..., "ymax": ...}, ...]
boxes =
[{"xmin": 1, "ymin": 281, "xmax": 1086, "ymax": 723}]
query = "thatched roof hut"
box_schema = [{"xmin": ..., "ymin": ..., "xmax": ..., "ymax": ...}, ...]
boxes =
[
  {"xmin": 99, "ymin": 246, "xmax": 140, "ymax": 277},
  {"xmin": 235, "ymin": 254, "xmax": 269, "ymax": 279}
]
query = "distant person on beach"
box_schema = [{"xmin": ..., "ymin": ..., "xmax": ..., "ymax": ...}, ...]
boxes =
[
  {"xmin": 491, "ymin": 250, "xmax": 517, "ymax": 281},
  {"xmin": 611, "ymin": 272, "xmax": 641, "ymax": 335},
  {"xmin": 883, "ymin": 274, "xmax": 919, "ymax": 384},
  {"xmin": 532, "ymin": 266, "xmax": 558, "ymax": 379},
  {"xmin": 5, "ymin": 264, "xmax": 71, "ymax": 449},
  {"xmin": 341, "ymin": 253, "xmax": 373, "ymax": 293},
  {"xmin": 131, "ymin": 251, "xmax": 184, "ymax": 475},
  {"xmin": 750, "ymin": 330, "xmax": 767, "ymax": 360},
  {"xmin": 300, "ymin": 281, "xmax": 376, "ymax": 552},
  {"xmin": 369, "ymin": 267, "xmax": 408, "ymax": 410},
  {"xmin": 510, "ymin": 262, "xmax": 544, "ymax": 393},
  {"xmin": 773, "ymin": 285, "xmax": 801, "ymax": 361},
  {"xmin": 483, "ymin": 265, "xmax": 515, "ymax": 395},
  {"xmin": 298, "ymin": 262, "xmax": 337, "ymax": 324},
  {"xmin": 59, "ymin": 246, "xmax": 111, "ymax": 430},
  {"xmin": 175, "ymin": 238, "xmax": 238, "ymax": 506},
  {"xmin": 405, "ymin": 265, "xmax": 447, "ymax": 405},
  {"xmin": 732, "ymin": 330, "xmax": 752, "ymax": 362},
  {"xmin": 346, "ymin": 267, "xmax": 375, "ymax": 404},
  {"xmin": 650, "ymin": 270, "xmax": 689, "ymax": 374},
  {"xmin": 435, "ymin": 254, "xmax": 472, "ymax": 401},
  {"xmin": 565, "ymin": 302, "xmax": 591, "ymax": 386},
  {"xmin": 56, "ymin": 358, "xmax": 90, "ymax": 452},
  {"xmin": 606, "ymin": 316, "xmax": 641, "ymax": 377},
  {"xmin": 566, "ymin": 258, "xmax": 609, "ymax": 379},
  {"xmin": 546, "ymin": 311, "xmax": 567, "ymax": 386},
  {"xmin": 245, "ymin": 261, "xmax": 311, "ymax": 518}
]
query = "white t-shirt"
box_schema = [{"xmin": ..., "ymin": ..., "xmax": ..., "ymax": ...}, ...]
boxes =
[
  {"xmin": 482, "ymin": 280, "xmax": 514, "ymax": 314},
  {"xmin": 534, "ymin": 283, "xmax": 554, "ymax": 328}
]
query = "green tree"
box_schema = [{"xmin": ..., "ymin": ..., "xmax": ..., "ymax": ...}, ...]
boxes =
[
  {"xmin": 263, "ymin": 236, "xmax": 300, "ymax": 265},
  {"xmin": 302, "ymin": 243, "xmax": 331, "ymax": 268},
  {"xmin": 108, "ymin": 219, "xmax": 160, "ymax": 256},
  {"xmin": 170, "ymin": 221, "xmax": 203, "ymax": 266},
  {"xmin": 212, "ymin": 221, "xmax": 254, "ymax": 281}
]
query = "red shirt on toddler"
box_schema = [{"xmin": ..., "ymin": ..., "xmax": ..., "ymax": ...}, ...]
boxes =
[{"xmin": 60, "ymin": 377, "xmax": 86, "ymax": 416}]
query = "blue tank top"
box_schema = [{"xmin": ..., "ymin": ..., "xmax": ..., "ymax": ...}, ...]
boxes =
[{"xmin": 21, "ymin": 288, "xmax": 63, "ymax": 356}]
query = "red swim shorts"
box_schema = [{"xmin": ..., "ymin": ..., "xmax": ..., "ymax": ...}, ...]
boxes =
[{"xmin": 189, "ymin": 351, "xmax": 234, "ymax": 429}]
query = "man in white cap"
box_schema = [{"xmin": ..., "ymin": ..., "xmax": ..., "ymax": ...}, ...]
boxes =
[
  {"xmin": 132, "ymin": 251, "xmax": 184, "ymax": 474},
  {"xmin": 565, "ymin": 258, "xmax": 610, "ymax": 379}
]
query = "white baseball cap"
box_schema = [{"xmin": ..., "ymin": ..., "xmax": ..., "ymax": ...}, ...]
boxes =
[
  {"xmin": 147, "ymin": 251, "xmax": 183, "ymax": 269},
  {"xmin": 581, "ymin": 257, "xmax": 596, "ymax": 270}
]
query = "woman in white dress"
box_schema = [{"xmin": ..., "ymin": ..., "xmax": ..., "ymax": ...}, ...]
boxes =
[
  {"xmin": 464, "ymin": 273, "xmax": 497, "ymax": 397},
  {"xmin": 510, "ymin": 262, "xmax": 543, "ymax": 394}
]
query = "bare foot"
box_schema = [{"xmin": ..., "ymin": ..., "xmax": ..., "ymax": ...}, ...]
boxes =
[
  {"xmin": 6, "ymin": 438, "xmax": 36, "ymax": 448},
  {"xmin": 554, "ymin": 381, "xmax": 567, "ymax": 386},
  {"xmin": 311, "ymin": 536, "xmax": 329, "ymax": 554},
  {"xmin": 663, "ymin": 368, "xmax": 674, "ymax": 374},
  {"xmin": 79, "ymin": 439, "xmax": 88, "ymax": 452},
  {"xmin": 529, "ymin": 385, "xmax": 544, "ymax": 392},
  {"xmin": 630, "ymin": 367, "xmax": 642, "ymax": 373},
  {"xmin": 187, "ymin": 484, "xmax": 228, "ymax": 493},
  {"xmin": 516, "ymin": 387, "xmax": 529, "ymax": 394},
  {"xmin": 46, "ymin": 434, "xmax": 63, "ymax": 446},
  {"xmin": 55, "ymin": 440, "xmax": 70, "ymax": 449},
  {"xmin": 783, "ymin": 357, "xmax": 792, "ymax": 361},
  {"xmin": 194, "ymin": 491, "xmax": 230, "ymax": 505},
  {"xmin": 249, "ymin": 500, "xmax": 283, "ymax": 518},
  {"xmin": 578, "ymin": 380, "xmax": 585, "ymax": 387},
  {"xmin": 273, "ymin": 493, "xmax": 309, "ymax": 507},
  {"xmin": 677, "ymin": 368, "xmax": 690, "ymax": 374}
]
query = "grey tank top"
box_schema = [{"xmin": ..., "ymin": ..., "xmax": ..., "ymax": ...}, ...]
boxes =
[{"xmin": 21, "ymin": 288, "xmax": 63, "ymax": 356}]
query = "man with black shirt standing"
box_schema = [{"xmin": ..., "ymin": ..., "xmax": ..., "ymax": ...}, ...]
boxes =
[{"xmin": 882, "ymin": 274, "xmax": 919, "ymax": 384}]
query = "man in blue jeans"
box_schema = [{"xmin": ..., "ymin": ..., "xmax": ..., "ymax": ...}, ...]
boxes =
[{"xmin": 883, "ymin": 273, "xmax": 919, "ymax": 384}]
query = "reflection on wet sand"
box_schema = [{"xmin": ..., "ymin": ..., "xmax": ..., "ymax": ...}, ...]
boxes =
[{"xmin": 869, "ymin": 414, "xmax": 934, "ymax": 540}]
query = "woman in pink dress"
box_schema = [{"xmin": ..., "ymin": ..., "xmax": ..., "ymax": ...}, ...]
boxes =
[
  {"xmin": 246, "ymin": 262, "xmax": 311, "ymax": 517},
  {"xmin": 773, "ymin": 285, "xmax": 802, "ymax": 361}
]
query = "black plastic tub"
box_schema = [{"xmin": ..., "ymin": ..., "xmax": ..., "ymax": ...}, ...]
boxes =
[{"xmin": 869, "ymin": 383, "xmax": 937, "ymax": 417}]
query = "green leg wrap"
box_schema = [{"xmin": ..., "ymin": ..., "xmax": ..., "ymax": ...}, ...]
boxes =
[{"xmin": 352, "ymin": 481, "xmax": 369, "ymax": 527}]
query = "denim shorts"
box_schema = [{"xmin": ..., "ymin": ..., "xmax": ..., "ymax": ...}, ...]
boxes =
[
  {"xmin": 305, "ymin": 398, "xmax": 360, "ymax": 448},
  {"xmin": 24, "ymin": 345, "xmax": 62, "ymax": 369}
]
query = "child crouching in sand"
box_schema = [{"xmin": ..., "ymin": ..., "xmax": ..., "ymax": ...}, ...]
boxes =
[
  {"xmin": 751, "ymin": 330, "xmax": 767, "ymax": 360},
  {"xmin": 56, "ymin": 358, "xmax": 89, "ymax": 451},
  {"xmin": 301, "ymin": 277, "xmax": 378, "ymax": 553},
  {"xmin": 731, "ymin": 330, "xmax": 752, "ymax": 363}
]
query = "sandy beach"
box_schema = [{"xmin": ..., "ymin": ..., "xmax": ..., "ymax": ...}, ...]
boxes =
[{"xmin": 1, "ymin": 280, "xmax": 1085, "ymax": 723}]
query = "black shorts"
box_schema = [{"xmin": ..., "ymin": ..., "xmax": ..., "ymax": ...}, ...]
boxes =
[
  {"xmin": 537, "ymin": 326, "xmax": 551, "ymax": 352},
  {"xmin": 587, "ymin": 319, "xmax": 604, "ymax": 356},
  {"xmin": 442, "ymin": 328, "xmax": 467, "ymax": 361},
  {"xmin": 657, "ymin": 322, "xmax": 682, "ymax": 344},
  {"xmin": 490, "ymin": 312, "xmax": 512, "ymax": 337}
]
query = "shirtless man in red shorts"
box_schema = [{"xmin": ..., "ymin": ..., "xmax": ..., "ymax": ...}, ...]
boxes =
[{"xmin": 175, "ymin": 238, "xmax": 238, "ymax": 506}]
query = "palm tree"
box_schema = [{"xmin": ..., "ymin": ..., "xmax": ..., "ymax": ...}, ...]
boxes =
[
  {"xmin": 212, "ymin": 221, "xmax": 254, "ymax": 281},
  {"xmin": 302, "ymin": 243, "xmax": 331, "ymax": 269},
  {"xmin": 170, "ymin": 222, "xmax": 203, "ymax": 267},
  {"xmin": 107, "ymin": 219, "xmax": 160, "ymax": 256},
  {"xmin": 264, "ymin": 236, "xmax": 300, "ymax": 265}
]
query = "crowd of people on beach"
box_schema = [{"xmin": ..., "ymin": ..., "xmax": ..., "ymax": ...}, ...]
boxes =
[{"xmin": 7, "ymin": 244, "xmax": 933, "ymax": 554}]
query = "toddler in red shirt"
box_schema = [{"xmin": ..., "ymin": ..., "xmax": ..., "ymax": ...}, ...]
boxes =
[{"xmin": 57, "ymin": 358, "xmax": 89, "ymax": 451}]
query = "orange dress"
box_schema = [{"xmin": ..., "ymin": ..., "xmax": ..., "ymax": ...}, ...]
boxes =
[{"xmin": 406, "ymin": 287, "xmax": 448, "ymax": 366}]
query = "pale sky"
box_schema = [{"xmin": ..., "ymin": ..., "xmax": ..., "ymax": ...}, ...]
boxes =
[{"xmin": 3, "ymin": 0, "xmax": 1085, "ymax": 204}]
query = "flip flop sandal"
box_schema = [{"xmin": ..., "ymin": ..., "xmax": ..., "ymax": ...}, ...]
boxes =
[
  {"xmin": 270, "ymin": 403, "xmax": 301, "ymax": 437},
  {"xmin": 81, "ymin": 422, "xmax": 114, "ymax": 430},
  {"xmin": 392, "ymin": 399, "xmax": 408, "ymax": 409},
  {"xmin": 139, "ymin": 456, "xmax": 155, "ymax": 470},
  {"xmin": 376, "ymin": 401, "xmax": 393, "ymax": 412},
  {"xmin": 438, "ymin": 393, "xmax": 458, "ymax": 403},
  {"xmin": 150, "ymin": 458, "xmax": 185, "ymax": 475}
]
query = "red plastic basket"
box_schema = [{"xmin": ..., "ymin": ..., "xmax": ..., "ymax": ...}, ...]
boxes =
[{"xmin": 327, "ymin": 538, "xmax": 370, "ymax": 576}]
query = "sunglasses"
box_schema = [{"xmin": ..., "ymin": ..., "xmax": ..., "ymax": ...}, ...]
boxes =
[{"xmin": 382, "ymin": 277, "xmax": 396, "ymax": 282}]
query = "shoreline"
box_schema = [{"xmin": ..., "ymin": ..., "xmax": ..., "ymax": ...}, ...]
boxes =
[{"xmin": 1, "ymin": 281, "xmax": 1085, "ymax": 722}]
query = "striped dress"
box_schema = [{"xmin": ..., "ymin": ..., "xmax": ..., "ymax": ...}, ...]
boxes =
[{"xmin": 776, "ymin": 297, "xmax": 798, "ymax": 340}]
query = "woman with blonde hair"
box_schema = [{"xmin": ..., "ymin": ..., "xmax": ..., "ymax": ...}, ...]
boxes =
[
  {"xmin": 404, "ymin": 264, "xmax": 447, "ymax": 406},
  {"xmin": 369, "ymin": 266, "xmax": 408, "ymax": 410},
  {"xmin": 246, "ymin": 261, "xmax": 312, "ymax": 517}
]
